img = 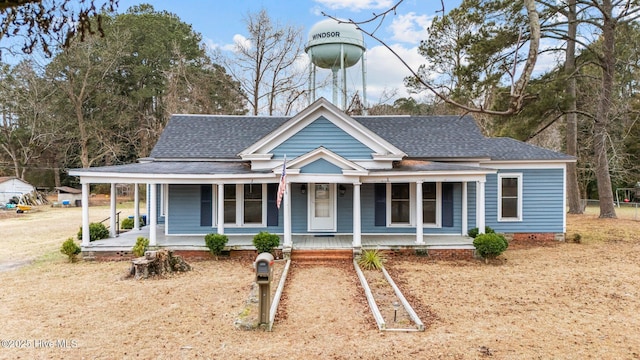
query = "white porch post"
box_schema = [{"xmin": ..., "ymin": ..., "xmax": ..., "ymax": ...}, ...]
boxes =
[
  {"xmin": 149, "ymin": 184, "xmax": 157, "ymax": 246},
  {"xmin": 134, "ymin": 183, "xmax": 140, "ymax": 230},
  {"xmin": 477, "ymin": 180, "xmax": 486, "ymax": 234},
  {"xmin": 110, "ymin": 183, "xmax": 117, "ymax": 237},
  {"xmin": 352, "ymin": 182, "xmax": 362, "ymax": 250},
  {"xmin": 415, "ymin": 181, "xmax": 424, "ymax": 244},
  {"xmin": 462, "ymin": 181, "xmax": 468, "ymax": 236},
  {"xmin": 81, "ymin": 182, "xmax": 90, "ymax": 246},
  {"xmin": 217, "ymin": 184, "xmax": 224, "ymax": 234},
  {"xmin": 283, "ymin": 182, "xmax": 292, "ymax": 250}
]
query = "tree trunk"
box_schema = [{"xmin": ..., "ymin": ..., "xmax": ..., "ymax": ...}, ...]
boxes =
[
  {"xmin": 593, "ymin": 0, "xmax": 616, "ymax": 218},
  {"xmin": 565, "ymin": 0, "xmax": 583, "ymax": 214}
]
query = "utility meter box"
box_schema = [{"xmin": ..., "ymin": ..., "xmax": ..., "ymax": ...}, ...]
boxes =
[{"xmin": 254, "ymin": 252, "xmax": 274, "ymax": 284}]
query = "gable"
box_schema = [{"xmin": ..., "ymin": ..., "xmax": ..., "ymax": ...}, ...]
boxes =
[
  {"xmin": 272, "ymin": 117, "xmax": 374, "ymax": 160},
  {"xmin": 240, "ymin": 98, "xmax": 406, "ymax": 168},
  {"xmin": 300, "ymin": 158, "xmax": 343, "ymax": 174}
]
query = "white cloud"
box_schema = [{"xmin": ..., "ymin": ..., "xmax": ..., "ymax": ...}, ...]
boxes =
[
  {"xmin": 389, "ymin": 12, "xmax": 433, "ymax": 44},
  {"xmin": 231, "ymin": 34, "xmax": 251, "ymax": 52},
  {"xmin": 314, "ymin": 0, "xmax": 393, "ymax": 12},
  {"xmin": 365, "ymin": 44, "xmax": 426, "ymax": 102}
]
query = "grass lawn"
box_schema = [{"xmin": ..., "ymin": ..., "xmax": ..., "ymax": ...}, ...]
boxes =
[{"xmin": 0, "ymin": 204, "xmax": 638, "ymax": 359}]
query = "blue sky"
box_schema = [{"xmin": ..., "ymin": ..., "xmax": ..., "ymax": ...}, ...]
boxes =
[{"xmin": 113, "ymin": 0, "xmax": 459, "ymax": 103}]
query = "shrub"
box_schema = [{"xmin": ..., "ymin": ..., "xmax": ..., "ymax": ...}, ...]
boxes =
[
  {"xmin": 121, "ymin": 218, "xmax": 134, "ymax": 230},
  {"xmin": 60, "ymin": 237, "xmax": 81, "ymax": 263},
  {"xmin": 467, "ymin": 226, "xmax": 496, "ymax": 238},
  {"xmin": 132, "ymin": 237, "xmax": 150, "ymax": 257},
  {"xmin": 205, "ymin": 233, "xmax": 228, "ymax": 258},
  {"xmin": 77, "ymin": 222, "xmax": 110, "ymax": 242},
  {"xmin": 572, "ymin": 233, "xmax": 582, "ymax": 243},
  {"xmin": 252, "ymin": 231, "xmax": 280, "ymax": 254},
  {"xmin": 358, "ymin": 249, "xmax": 385, "ymax": 270},
  {"xmin": 473, "ymin": 233, "xmax": 509, "ymax": 261}
]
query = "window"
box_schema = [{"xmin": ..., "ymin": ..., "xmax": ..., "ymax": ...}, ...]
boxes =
[
  {"xmin": 422, "ymin": 182, "xmax": 437, "ymax": 224},
  {"xmin": 390, "ymin": 183, "xmax": 411, "ymax": 225},
  {"xmin": 224, "ymin": 184, "xmax": 266, "ymax": 226},
  {"xmin": 498, "ymin": 174, "xmax": 522, "ymax": 221},
  {"xmin": 224, "ymin": 184, "xmax": 236, "ymax": 224},
  {"xmin": 243, "ymin": 184, "xmax": 263, "ymax": 224}
]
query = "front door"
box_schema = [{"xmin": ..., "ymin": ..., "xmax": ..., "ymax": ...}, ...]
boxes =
[{"xmin": 308, "ymin": 183, "xmax": 336, "ymax": 232}]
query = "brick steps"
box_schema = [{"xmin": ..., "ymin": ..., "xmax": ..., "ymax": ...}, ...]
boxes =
[{"xmin": 290, "ymin": 249, "xmax": 353, "ymax": 262}]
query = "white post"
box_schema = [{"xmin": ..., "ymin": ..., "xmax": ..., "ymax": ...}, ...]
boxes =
[
  {"xmin": 217, "ymin": 184, "xmax": 224, "ymax": 234},
  {"xmin": 149, "ymin": 184, "xmax": 157, "ymax": 246},
  {"xmin": 110, "ymin": 183, "xmax": 117, "ymax": 237},
  {"xmin": 284, "ymin": 182, "xmax": 292, "ymax": 249},
  {"xmin": 462, "ymin": 181, "xmax": 468, "ymax": 236},
  {"xmin": 352, "ymin": 182, "xmax": 362, "ymax": 249},
  {"xmin": 415, "ymin": 181, "xmax": 424, "ymax": 244},
  {"xmin": 81, "ymin": 182, "xmax": 90, "ymax": 246},
  {"xmin": 134, "ymin": 183, "xmax": 140, "ymax": 230},
  {"xmin": 477, "ymin": 180, "xmax": 486, "ymax": 234}
]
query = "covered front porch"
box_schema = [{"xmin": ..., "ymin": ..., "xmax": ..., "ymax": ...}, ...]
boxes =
[{"xmin": 82, "ymin": 224, "xmax": 475, "ymax": 253}]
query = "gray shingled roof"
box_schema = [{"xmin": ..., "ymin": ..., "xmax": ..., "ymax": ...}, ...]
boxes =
[
  {"xmin": 149, "ymin": 113, "xmax": 573, "ymax": 162},
  {"xmin": 71, "ymin": 161, "xmax": 266, "ymax": 175},
  {"xmin": 149, "ymin": 115, "xmax": 289, "ymax": 159}
]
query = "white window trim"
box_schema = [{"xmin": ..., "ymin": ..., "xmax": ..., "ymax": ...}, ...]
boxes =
[
  {"xmin": 225, "ymin": 184, "xmax": 267, "ymax": 227},
  {"xmin": 422, "ymin": 182, "xmax": 442, "ymax": 228},
  {"xmin": 387, "ymin": 183, "xmax": 415, "ymax": 227},
  {"xmin": 497, "ymin": 173, "xmax": 523, "ymax": 222},
  {"xmin": 211, "ymin": 184, "xmax": 217, "ymax": 227}
]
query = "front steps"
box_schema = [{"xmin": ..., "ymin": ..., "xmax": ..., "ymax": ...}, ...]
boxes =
[{"xmin": 290, "ymin": 249, "xmax": 354, "ymax": 262}]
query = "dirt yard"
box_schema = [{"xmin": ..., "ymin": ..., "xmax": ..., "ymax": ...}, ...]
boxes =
[{"xmin": 0, "ymin": 204, "xmax": 639, "ymax": 359}]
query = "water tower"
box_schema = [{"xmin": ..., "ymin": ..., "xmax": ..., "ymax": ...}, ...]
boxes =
[{"xmin": 305, "ymin": 19, "xmax": 367, "ymax": 111}]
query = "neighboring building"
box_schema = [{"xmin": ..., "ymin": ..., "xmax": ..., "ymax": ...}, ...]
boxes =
[
  {"xmin": 70, "ymin": 98, "xmax": 574, "ymax": 259},
  {"xmin": 0, "ymin": 177, "xmax": 35, "ymax": 204},
  {"xmin": 55, "ymin": 186, "xmax": 83, "ymax": 206}
]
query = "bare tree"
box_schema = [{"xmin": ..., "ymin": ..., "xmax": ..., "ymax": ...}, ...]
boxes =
[
  {"xmin": 0, "ymin": 0, "xmax": 118, "ymax": 58},
  {"xmin": 326, "ymin": 0, "xmax": 541, "ymax": 116},
  {"xmin": 215, "ymin": 9, "xmax": 307, "ymax": 116}
]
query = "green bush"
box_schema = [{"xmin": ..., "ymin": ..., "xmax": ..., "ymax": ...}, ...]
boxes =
[
  {"xmin": 121, "ymin": 218, "xmax": 134, "ymax": 230},
  {"xmin": 467, "ymin": 226, "xmax": 496, "ymax": 238},
  {"xmin": 60, "ymin": 237, "xmax": 81, "ymax": 263},
  {"xmin": 205, "ymin": 233, "xmax": 228, "ymax": 258},
  {"xmin": 77, "ymin": 222, "xmax": 110, "ymax": 242},
  {"xmin": 252, "ymin": 231, "xmax": 280, "ymax": 254},
  {"xmin": 358, "ymin": 249, "xmax": 385, "ymax": 270},
  {"xmin": 473, "ymin": 233, "xmax": 508, "ymax": 261},
  {"xmin": 132, "ymin": 237, "xmax": 150, "ymax": 257}
]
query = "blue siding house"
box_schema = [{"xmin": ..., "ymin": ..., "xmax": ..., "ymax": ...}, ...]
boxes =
[{"xmin": 70, "ymin": 98, "xmax": 574, "ymax": 258}]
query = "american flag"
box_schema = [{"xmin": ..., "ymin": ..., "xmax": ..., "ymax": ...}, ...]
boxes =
[{"xmin": 276, "ymin": 156, "xmax": 286, "ymax": 209}]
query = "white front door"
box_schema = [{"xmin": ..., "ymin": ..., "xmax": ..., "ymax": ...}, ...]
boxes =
[{"xmin": 308, "ymin": 183, "xmax": 336, "ymax": 232}]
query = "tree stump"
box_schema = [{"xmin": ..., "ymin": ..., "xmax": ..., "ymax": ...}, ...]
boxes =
[{"xmin": 130, "ymin": 249, "xmax": 191, "ymax": 279}]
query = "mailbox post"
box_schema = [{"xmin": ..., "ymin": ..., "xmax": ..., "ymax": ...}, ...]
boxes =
[{"xmin": 254, "ymin": 252, "xmax": 274, "ymax": 325}]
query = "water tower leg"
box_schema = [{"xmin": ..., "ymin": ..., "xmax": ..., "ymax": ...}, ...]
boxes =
[
  {"xmin": 341, "ymin": 44, "xmax": 347, "ymax": 110},
  {"xmin": 362, "ymin": 51, "xmax": 367, "ymax": 115},
  {"xmin": 332, "ymin": 68, "xmax": 338, "ymax": 105}
]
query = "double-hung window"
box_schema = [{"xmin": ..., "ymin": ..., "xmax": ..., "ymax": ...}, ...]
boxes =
[
  {"xmin": 498, "ymin": 173, "xmax": 522, "ymax": 221},
  {"xmin": 389, "ymin": 183, "xmax": 412, "ymax": 225},
  {"xmin": 224, "ymin": 184, "xmax": 266, "ymax": 226},
  {"xmin": 422, "ymin": 182, "xmax": 439, "ymax": 226}
]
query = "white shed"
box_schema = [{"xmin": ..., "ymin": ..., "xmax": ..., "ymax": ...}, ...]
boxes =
[{"xmin": 0, "ymin": 177, "xmax": 35, "ymax": 204}]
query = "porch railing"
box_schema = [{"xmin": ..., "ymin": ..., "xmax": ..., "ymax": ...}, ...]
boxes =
[{"xmin": 100, "ymin": 211, "xmax": 121, "ymax": 237}]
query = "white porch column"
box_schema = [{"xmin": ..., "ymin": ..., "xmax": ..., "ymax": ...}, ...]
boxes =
[
  {"xmin": 462, "ymin": 181, "xmax": 468, "ymax": 236},
  {"xmin": 283, "ymin": 182, "xmax": 292, "ymax": 249},
  {"xmin": 352, "ymin": 182, "xmax": 362, "ymax": 249},
  {"xmin": 217, "ymin": 184, "xmax": 224, "ymax": 234},
  {"xmin": 149, "ymin": 184, "xmax": 157, "ymax": 246},
  {"xmin": 134, "ymin": 183, "xmax": 140, "ymax": 230},
  {"xmin": 415, "ymin": 181, "xmax": 424, "ymax": 244},
  {"xmin": 477, "ymin": 180, "xmax": 486, "ymax": 234},
  {"xmin": 110, "ymin": 183, "xmax": 117, "ymax": 237},
  {"xmin": 81, "ymin": 182, "xmax": 90, "ymax": 246}
]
